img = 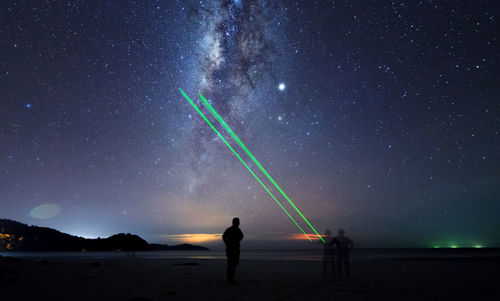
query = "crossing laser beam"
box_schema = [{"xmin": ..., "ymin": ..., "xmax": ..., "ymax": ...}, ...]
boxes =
[
  {"xmin": 198, "ymin": 93, "xmax": 325, "ymax": 243},
  {"xmin": 179, "ymin": 89, "xmax": 312, "ymax": 241}
]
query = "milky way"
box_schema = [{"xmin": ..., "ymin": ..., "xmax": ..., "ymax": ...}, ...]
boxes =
[{"xmin": 184, "ymin": 0, "xmax": 287, "ymax": 194}]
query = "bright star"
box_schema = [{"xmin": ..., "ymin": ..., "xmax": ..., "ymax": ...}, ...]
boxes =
[
  {"xmin": 278, "ymin": 83, "xmax": 286, "ymax": 91},
  {"xmin": 25, "ymin": 103, "xmax": 32, "ymax": 109}
]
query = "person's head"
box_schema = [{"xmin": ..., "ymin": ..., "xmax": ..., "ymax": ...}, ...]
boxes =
[
  {"xmin": 232, "ymin": 217, "xmax": 240, "ymax": 227},
  {"xmin": 324, "ymin": 229, "xmax": 331, "ymax": 236},
  {"xmin": 338, "ymin": 228, "xmax": 345, "ymax": 236}
]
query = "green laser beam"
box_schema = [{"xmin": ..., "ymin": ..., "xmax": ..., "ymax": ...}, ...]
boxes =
[
  {"xmin": 179, "ymin": 89, "xmax": 312, "ymax": 241},
  {"xmin": 198, "ymin": 93, "xmax": 325, "ymax": 243}
]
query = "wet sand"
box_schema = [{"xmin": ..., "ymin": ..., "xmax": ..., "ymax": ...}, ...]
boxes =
[{"xmin": 1, "ymin": 255, "xmax": 499, "ymax": 300}]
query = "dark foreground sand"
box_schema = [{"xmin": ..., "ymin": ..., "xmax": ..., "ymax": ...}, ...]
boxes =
[{"xmin": 1, "ymin": 255, "xmax": 499, "ymax": 300}]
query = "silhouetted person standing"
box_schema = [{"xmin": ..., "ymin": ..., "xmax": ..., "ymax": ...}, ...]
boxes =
[
  {"xmin": 321, "ymin": 229, "xmax": 336, "ymax": 278},
  {"xmin": 222, "ymin": 217, "xmax": 244, "ymax": 283},
  {"xmin": 333, "ymin": 228, "xmax": 353, "ymax": 279}
]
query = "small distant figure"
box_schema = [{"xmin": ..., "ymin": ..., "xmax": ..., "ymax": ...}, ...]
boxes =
[
  {"xmin": 333, "ymin": 228, "xmax": 353, "ymax": 279},
  {"xmin": 126, "ymin": 250, "xmax": 135, "ymax": 259},
  {"xmin": 222, "ymin": 217, "xmax": 244, "ymax": 284},
  {"xmin": 321, "ymin": 229, "xmax": 336, "ymax": 278}
]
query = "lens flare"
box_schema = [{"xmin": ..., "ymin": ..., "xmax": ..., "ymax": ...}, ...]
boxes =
[{"xmin": 29, "ymin": 203, "xmax": 62, "ymax": 219}]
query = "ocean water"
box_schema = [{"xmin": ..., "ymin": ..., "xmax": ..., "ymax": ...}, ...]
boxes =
[{"xmin": 2, "ymin": 248, "xmax": 499, "ymax": 261}]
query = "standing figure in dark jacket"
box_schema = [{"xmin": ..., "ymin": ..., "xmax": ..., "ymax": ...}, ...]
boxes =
[
  {"xmin": 333, "ymin": 228, "xmax": 354, "ymax": 279},
  {"xmin": 222, "ymin": 217, "xmax": 244, "ymax": 283},
  {"xmin": 321, "ymin": 229, "xmax": 336, "ymax": 277}
]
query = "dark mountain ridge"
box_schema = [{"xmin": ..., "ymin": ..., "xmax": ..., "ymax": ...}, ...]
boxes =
[
  {"xmin": 150, "ymin": 243, "xmax": 209, "ymax": 251},
  {"xmin": 0, "ymin": 219, "xmax": 208, "ymax": 252}
]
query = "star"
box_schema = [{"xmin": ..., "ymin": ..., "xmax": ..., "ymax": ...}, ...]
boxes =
[{"xmin": 278, "ymin": 83, "xmax": 286, "ymax": 91}]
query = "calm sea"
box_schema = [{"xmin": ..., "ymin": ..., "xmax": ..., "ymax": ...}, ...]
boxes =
[{"xmin": 2, "ymin": 248, "xmax": 499, "ymax": 261}]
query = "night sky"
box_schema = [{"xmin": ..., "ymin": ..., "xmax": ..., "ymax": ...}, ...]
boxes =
[{"xmin": 1, "ymin": 1, "xmax": 498, "ymax": 249}]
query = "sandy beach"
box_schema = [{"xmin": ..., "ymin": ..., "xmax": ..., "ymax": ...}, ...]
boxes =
[{"xmin": 1, "ymin": 254, "xmax": 499, "ymax": 300}]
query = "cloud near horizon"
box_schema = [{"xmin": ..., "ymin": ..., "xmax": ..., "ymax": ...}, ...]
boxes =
[{"xmin": 162, "ymin": 233, "xmax": 223, "ymax": 245}]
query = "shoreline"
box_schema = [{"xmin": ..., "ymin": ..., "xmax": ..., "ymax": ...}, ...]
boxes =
[{"xmin": 2, "ymin": 247, "xmax": 499, "ymax": 262}]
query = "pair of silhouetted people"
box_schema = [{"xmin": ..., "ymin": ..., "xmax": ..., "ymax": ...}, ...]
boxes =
[
  {"xmin": 322, "ymin": 228, "xmax": 353, "ymax": 279},
  {"xmin": 222, "ymin": 217, "xmax": 244, "ymax": 284}
]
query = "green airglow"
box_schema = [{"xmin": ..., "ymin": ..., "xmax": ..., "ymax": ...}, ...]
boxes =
[
  {"xmin": 179, "ymin": 89, "xmax": 312, "ymax": 241},
  {"xmin": 198, "ymin": 93, "xmax": 325, "ymax": 243},
  {"xmin": 450, "ymin": 245, "xmax": 458, "ymax": 248}
]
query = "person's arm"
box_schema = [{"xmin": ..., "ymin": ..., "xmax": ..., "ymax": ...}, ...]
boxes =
[
  {"xmin": 348, "ymin": 238, "xmax": 354, "ymax": 250},
  {"xmin": 239, "ymin": 229, "xmax": 244, "ymax": 241},
  {"xmin": 222, "ymin": 229, "xmax": 228, "ymax": 244}
]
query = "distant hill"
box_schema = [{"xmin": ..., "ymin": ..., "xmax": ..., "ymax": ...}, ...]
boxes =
[
  {"xmin": 0, "ymin": 219, "xmax": 208, "ymax": 252},
  {"xmin": 150, "ymin": 243, "xmax": 209, "ymax": 251}
]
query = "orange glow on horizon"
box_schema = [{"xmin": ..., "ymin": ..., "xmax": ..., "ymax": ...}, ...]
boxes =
[
  {"xmin": 165, "ymin": 233, "xmax": 222, "ymax": 244},
  {"xmin": 288, "ymin": 233, "xmax": 326, "ymax": 241}
]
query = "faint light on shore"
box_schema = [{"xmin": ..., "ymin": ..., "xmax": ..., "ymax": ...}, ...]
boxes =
[{"xmin": 433, "ymin": 243, "xmax": 486, "ymax": 249}]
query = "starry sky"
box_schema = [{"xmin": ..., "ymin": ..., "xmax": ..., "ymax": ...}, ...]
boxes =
[{"xmin": 1, "ymin": 1, "xmax": 498, "ymax": 249}]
